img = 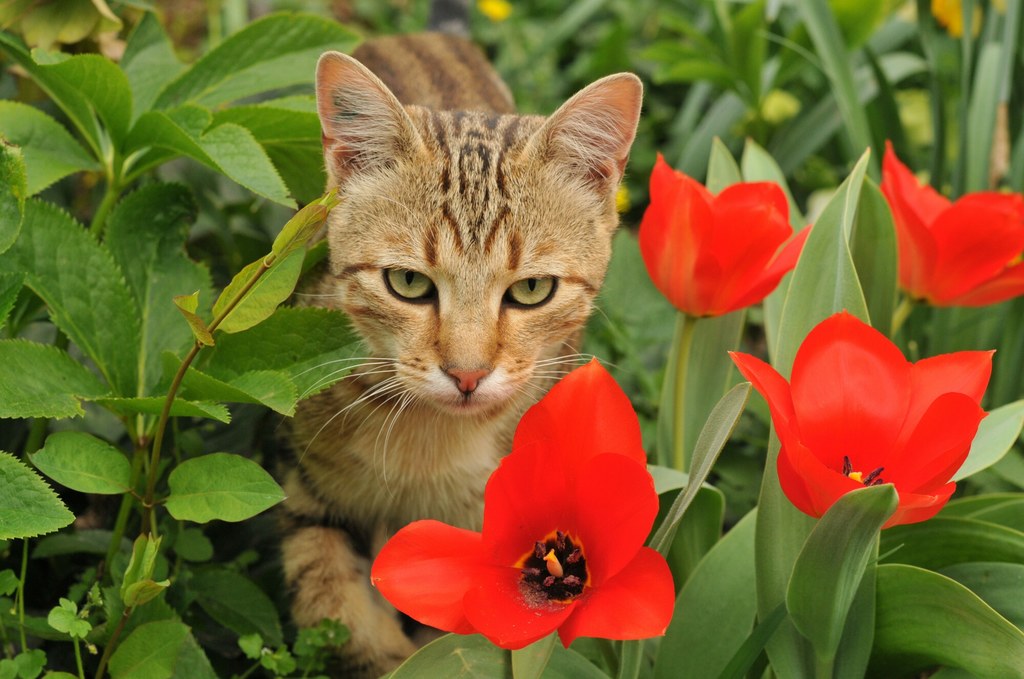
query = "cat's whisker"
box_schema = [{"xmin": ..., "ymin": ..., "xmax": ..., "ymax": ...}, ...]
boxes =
[
  {"xmin": 300, "ymin": 364, "xmax": 399, "ymax": 400},
  {"xmin": 292, "ymin": 356, "xmax": 395, "ymax": 380},
  {"xmin": 378, "ymin": 391, "xmax": 416, "ymax": 494},
  {"xmin": 299, "ymin": 376, "xmax": 405, "ymax": 461}
]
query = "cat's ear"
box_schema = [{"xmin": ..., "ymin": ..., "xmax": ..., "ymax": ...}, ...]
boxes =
[
  {"xmin": 316, "ymin": 51, "xmax": 425, "ymax": 184},
  {"xmin": 529, "ymin": 73, "xmax": 642, "ymax": 190}
]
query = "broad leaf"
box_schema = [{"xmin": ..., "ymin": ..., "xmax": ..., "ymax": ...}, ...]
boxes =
[
  {"xmin": 0, "ymin": 200, "xmax": 139, "ymax": 396},
  {"xmin": 0, "ymin": 273, "xmax": 23, "ymax": 330},
  {"xmin": 954, "ymin": 399, "xmax": 1024, "ymax": 481},
  {"xmin": 91, "ymin": 397, "xmax": 230, "ymax": 424},
  {"xmin": 152, "ymin": 13, "xmax": 359, "ymax": 109},
  {"xmin": 705, "ymin": 137, "xmax": 742, "ymax": 193},
  {"xmin": 511, "ymin": 634, "xmax": 556, "ymax": 679},
  {"xmin": 849, "ymin": 179, "xmax": 897, "ymax": 338},
  {"xmin": 198, "ymin": 123, "xmax": 293, "ymax": 207},
  {"xmin": 165, "ymin": 453, "xmax": 284, "ymax": 523},
  {"xmin": 270, "ymin": 190, "xmax": 340, "ymax": 260},
  {"xmin": 0, "ymin": 139, "xmax": 27, "ymax": 255},
  {"xmin": 940, "ymin": 562, "xmax": 1024, "ymax": 629},
  {"xmin": 120, "ymin": 12, "xmax": 185, "ymax": 118},
  {"xmin": 190, "ymin": 569, "xmax": 283, "ymax": 646},
  {"xmin": 108, "ymin": 620, "xmax": 216, "ymax": 679},
  {"xmin": 32, "ymin": 431, "xmax": 131, "ymax": 494},
  {"xmin": 169, "ymin": 356, "xmax": 297, "ymax": 416},
  {"xmin": 211, "ymin": 248, "xmax": 304, "ymax": 334},
  {"xmin": 203, "ymin": 306, "xmax": 361, "ymax": 399},
  {"xmin": 880, "ymin": 517, "xmax": 1024, "ymax": 570},
  {"xmin": 786, "ymin": 484, "xmax": 897, "ymax": 662},
  {"xmin": 0, "ymin": 101, "xmax": 98, "ymax": 195},
  {"xmin": 0, "ymin": 451, "xmax": 74, "ymax": 540},
  {"xmin": 0, "ymin": 339, "xmax": 109, "ymax": 419},
  {"xmin": 871, "ymin": 564, "xmax": 1024, "ymax": 676},
  {"xmin": 106, "ymin": 183, "xmax": 211, "ymax": 395}
]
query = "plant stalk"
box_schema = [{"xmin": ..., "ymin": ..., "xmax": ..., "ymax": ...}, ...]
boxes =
[
  {"xmin": 671, "ymin": 313, "xmax": 698, "ymax": 471},
  {"xmin": 891, "ymin": 296, "xmax": 915, "ymax": 336},
  {"xmin": 95, "ymin": 609, "xmax": 131, "ymax": 679},
  {"xmin": 616, "ymin": 640, "xmax": 644, "ymax": 679},
  {"xmin": 17, "ymin": 539, "xmax": 28, "ymax": 653},
  {"xmin": 73, "ymin": 637, "xmax": 85, "ymax": 679}
]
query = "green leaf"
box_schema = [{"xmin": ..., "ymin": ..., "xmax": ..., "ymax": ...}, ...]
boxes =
[
  {"xmin": 392, "ymin": 634, "xmax": 509, "ymax": 679},
  {"xmin": 211, "ymin": 248, "xmax": 304, "ymax": 334},
  {"xmin": 665, "ymin": 485, "xmax": 725, "ymax": 589},
  {"xmin": 0, "ymin": 570, "xmax": 17, "ymax": 597},
  {"xmin": 190, "ymin": 569, "xmax": 283, "ymax": 646},
  {"xmin": 106, "ymin": 183, "xmax": 211, "ymax": 395},
  {"xmin": 203, "ymin": 306, "xmax": 361, "ymax": 399},
  {"xmin": 171, "ymin": 528, "xmax": 213, "ymax": 563},
  {"xmin": 120, "ymin": 12, "xmax": 185, "ymax": 117},
  {"xmin": 172, "ymin": 293, "xmax": 214, "ymax": 347},
  {"xmin": 109, "ymin": 620, "xmax": 216, "ymax": 679},
  {"xmin": 170, "ymin": 357, "xmax": 297, "ymax": 415},
  {"xmin": 849, "ymin": 179, "xmax": 897, "ymax": 337},
  {"xmin": 33, "ymin": 529, "xmax": 130, "ymax": 558},
  {"xmin": 0, "ymin": 139, "xmax": 27, "ymax": 255},
  {"xmin": 880, "ymin": 517, "xmax": 1024, "ymax": 571},
  {"xmin": 0, "ymin": 200, "xmax": 139, "ymax": 395},
  {"xmin": 0, "ymin": 273, "xmax": 23, "ymax": 330},
  {"xmin": 0, "ymin": 101, "xmax": 98, "ymax": 194},
  {"xmin": 754, "ymin": 151, "xmax": 872, "ymax": 677},
  {"xmin": 654, "ymin": 510, "xmax": 757, "ymax": 679},
  {"xmin": 32, "ymin": 431, "xmax": 131, "ymax": 494},
  {"xmin": 786, "ymin": 484, "xmax": 897, "ymax": 662},
  {"xmin": 705, "ymin": 137, "xmax": 742, "ymax": 193},
  {"xmin": 47, "ymin": 598, "xmax": 90, "ymax": 639},
  {"xmin": 122, "ymin": 579, "xmax": 169, "ymax": 608},
  {"xmin": 91, "ymin": 397, "xmax": 229, "ymax": 423},
  {"xmin": 153, "ymin": 13, "xmax": 360, "ymax": 109},
  {"xmin": 964, "ymin": 44, "xmax": 1001, "ymax": 193},
  {"xmin": 237, "ymin": 634, "xmax": 262, "ymax": 660},
  {"xmin": 121, "ymin": 535, "xmax": 161, "ymax": 602},
  {"xmin": 165, "ymin": 453, "xmax": 284, "ymax": 523},
  {"xmin": 940, "ymin": 562, "xmax": 1024, "ymax": 629},
  {"xmin": 1, "ymin": 449, "xmax": 75, "ymax": 539},
  {"xmin": 198, "ymin": 123, "xmax": 294, "ymax": 207},
  {"xmin": 0, "ymin": 339, "xmax": 108, "ymax": 419},
  {"xmin": 2, "ymin": 648, "xmax": 45, "ymax": 679},
  {"xmin": 270, "ymin": 190, "xmax": 340, "ymax": 260},
  {"xmin": 511, "ymin": 633, "xmax": 556, "ymax": 679},
  {"xmin": 954, "ymin": 399, "xmax": 1024, "ymax": 481},
  {"xmin": 717, "ymin": 603, "xmax": 787, "ymax": 679},
  {"xmin": 740, "ymin": 138, "xmax": 805, "ymax": 228},
  {"xmin": 871, "ymin": 564, "xmax": 1024, "ymax": 676}
]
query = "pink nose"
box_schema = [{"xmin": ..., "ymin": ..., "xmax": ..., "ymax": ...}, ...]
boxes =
[{"xmin": 446, "ymin": 368, "xmax": 490, "ymax": 394}]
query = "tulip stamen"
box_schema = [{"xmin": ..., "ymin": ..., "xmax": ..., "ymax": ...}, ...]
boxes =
[
  {"xmin": 842, "ymin": 456, "xmax": 886, "ymax": 486},
  {"xmin": 518, "ymin": 531, "xmax": 588, "ymax": 604}
]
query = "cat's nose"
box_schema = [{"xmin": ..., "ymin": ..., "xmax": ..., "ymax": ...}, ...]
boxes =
[{"xmin": 446, "ymin": 368, "xmax": 490, "ymax": 395}]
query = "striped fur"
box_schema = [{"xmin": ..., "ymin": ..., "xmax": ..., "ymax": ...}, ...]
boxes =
[{"xmin": 283, "ymin": 31, "xmax": 641, "ymax": 677}]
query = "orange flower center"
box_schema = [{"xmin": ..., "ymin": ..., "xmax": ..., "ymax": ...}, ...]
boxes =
[
  {"xmin": 842, "ymin": 455, "xmax": 885, "ymax": 486},
  {"xmin": 518, "ymin": 530, "xmax": 588, "ymax": 604}
]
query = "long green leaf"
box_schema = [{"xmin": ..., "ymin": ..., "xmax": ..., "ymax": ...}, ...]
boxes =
[
  {"xmin": 953, "ymin": 399, "xmax": 1024, "ymax": 481},
  {"xmin": 0, "ymin": 339, "xmax": 109, "ymax": 419},
  {"xmin": 0, "ymin": 102, "xmax": 98, "ymax": 195},
  {"xmin": 0, "ymin": 451, "xmax": 75, "ymax": 540},
  {"xmin": 880, "ymin": 516, "xmax": 1024, "ymax": 571},
  {"xmin": 190, "ymin": 569, "xmax": 283, "ymax": 646},
  {"xmin": 511, "ymin": 633, "xmax": 556, "ymax": 679},
  {"xmin": 964, "ymin": 44, "xmax": 1001, "ymax": 192},
  {"xmin": 849, "ymin": 178, "xmax": 897, "ymax": 337},
  {"xmin": 871, "ymin": 564, "xmax": 1024, "ymax": 676},
  {"xmin": 940, "ymin": 562, "xmax": 1024, "ymax": 629},
  {"xmin": 120, "ymin": 12, "xmax": 185, "ymax": 118},
  {"xmin": 705, "ymin": 137, "xmax": 742, "ymax": 193},
  {"xmin": 32, "ymin": 432, "xmax": 131, "ymax": 495},
  {"xmin": 786, "ymin": 485, "xmax": 897, "ymax": 663}
]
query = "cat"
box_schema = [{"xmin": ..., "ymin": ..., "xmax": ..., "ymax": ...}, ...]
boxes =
[{"xmin": 278, "ymin": 9, "xmax": 642, "ymax": 677}]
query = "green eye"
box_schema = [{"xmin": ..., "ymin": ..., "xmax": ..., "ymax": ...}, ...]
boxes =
[
  {"xmin": 385, "ymin": 269, "xmax": 436, "ymax": 301},
  {"xmin": 505, "ymin": 277, "xmax": 556, "ymax": 307}
]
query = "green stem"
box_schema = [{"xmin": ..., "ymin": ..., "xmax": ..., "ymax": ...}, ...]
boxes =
[
  {"xmin": 88, "ymin": 174, "xmax": 121, "ymax": 239},
  {"xmin": 891, "ymin": 296, "xmax": 915, "ymax": 336},
  {"xmin": 616, "ymin": 640, "xmax": 644, "ymax": 679},
  {"xmin": 73, "ymin": 637, "xmax": 85, "ymax": 679},
  {"xmin": 671, "ymin": 313, "xmax": 698, "ymax": 472},
  {"xmin": 104, "ymin": 440, "xmax": 148, "ymax": 578},
  {"xmin": 94, "ymin": 609, "xmax": 131, "ymax": 679},
  {"xmin": 815, "ymin": 652, "xmax": 834, "ymax": 679},
  {"xmin": 16, "ymin": 539, "xmax": 28, "ymax": 653}
]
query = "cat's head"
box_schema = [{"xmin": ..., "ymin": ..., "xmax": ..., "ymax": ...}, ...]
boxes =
[{"xmin": 315, "ymin": 51, "xmax": 641, "ymax": 417}]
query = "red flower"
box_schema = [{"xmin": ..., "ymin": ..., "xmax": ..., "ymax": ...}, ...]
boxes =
[
  {"xmin": 639, "ymin": 153, "xmax": 809, "ymax": 317},
  {"xmin": 881, "ymin": 142, "xmax": 1024, "ymax": 306},
  {"xmin": 371, "ymin": 361, "xmax": 674, "ymax": 649},
  {"xmin": 730, "ymin": 312, "xmax": 991, "ymax": 528}
]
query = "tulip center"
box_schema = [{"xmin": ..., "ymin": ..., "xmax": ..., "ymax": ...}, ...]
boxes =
[
  {"xmin": 518, "ymin": 530, "xmax": 588, "ymax": 605},
  {"xmin": 842, "ymin": 455, "xmax": 885, "ymax": 486}
]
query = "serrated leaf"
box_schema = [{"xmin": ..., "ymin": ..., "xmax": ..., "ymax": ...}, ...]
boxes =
[
  {"xmin": 0, "ymin": 451, "xmax": 74, "ymax": 540},
  {"xmin": 0, "ymin": 273, "xmax": 23, "ymax": 330},
  {"xmin": 199, "ymin": 123, "xmax": 294, "ymax": 207},
  {"xmin": 203, "ymin": 306, "xmax": 361, "ymax": 398},
  {"xmin": 0, "ymin": 200, "xmax": 139, "ymax": 395},
  {"xmin": 32, "ymin": 431, "xmax": 131, "ymax": 494},
  {"xmin": 0, "ymin": 339, "xmax": 109, "ymax": 419},
  {"xmin": 211, "ymin": 248, "xmax": 304, "ymax": 334},
  {"xmin": 106, "ymin": 184, "xmax": 211, "ymax": 394},
  {"xmin": 165, "ymin": 453, "xmax": 284, "ymax": 523},
  {"xmin": 168, "ymin": 355, "xmax": 297, "ymax": 415},
  {"xmin": 153, "ymin": 13, "xmax": 359, "ymax": 109},
  {"xmin": 190, "ymin": 569, "xmax": 283, "ymax": 646},
  {"xmin": 270, "ymin": 190, "xmax": 340, "ymax": 260},
  {"xmin": 109, "ymin": 620, "xmax": 216, "ymax": 679},
  {"xmin": 172, "ymin": 293, "xmax": 214, "ymax": 347},
  {"xmin": 120, "ymin": 12, "xmax": 185, "ymax": 117},
  {"xmin": 0, "ymin": 101, "xmax": 98, "ymax": 194},
  {"xmin": 0, "ymin": 139, "xmax": 27, "ymax": 255},
  {"xmin": 91, "ymin": 397, "xmax": 230, "ymax": 423}
]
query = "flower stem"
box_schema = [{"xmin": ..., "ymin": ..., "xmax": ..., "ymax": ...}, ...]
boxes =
[
  {"xmin": 671, "ymin": 313, "xmax": 698, "ymax": 472},
  {"xmin": 616, "ymin": 640, "xmax": 644, "ymax": 679},
  {"xmin": 16, "ymin": 539, "xmax": 28, "ymax": 652},
  {"xmin": 95, "ymin": 609, "xmax": 131, "ymax": 679},
  {"xmin": 891, "ymin": 296, "xmax": 915, "ymax": 336},
  {"xmin": 73, "ymin": 637, "xmax": 85, "ymax": 679}
]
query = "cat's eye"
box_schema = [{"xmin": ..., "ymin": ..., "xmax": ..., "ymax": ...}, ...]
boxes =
[
  {"xmin": 504, "ymin": 277, "xmax": 556, "ymax": 307},
  {"xmin": 384, "ymin": 269, "xmax": 436, "ymax": 302}
]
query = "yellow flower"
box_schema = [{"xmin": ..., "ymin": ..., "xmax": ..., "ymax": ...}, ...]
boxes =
[
  {"xmin": 760, "ymin": 90, "xmax": 801, "ymax": 125},
  {"xmin": 477, "ymin": 0, "xmax": 512, "ymax": 22},
  {"xmin": 931, "ymin": 0, "xmax": 982, "ymax": 37},
  {"xmin": 616, "ymin": 184, "xmax": 630, "ymax": 213}
]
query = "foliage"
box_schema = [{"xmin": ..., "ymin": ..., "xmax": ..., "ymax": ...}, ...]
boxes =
[{"xmin": 1, "ymin": 1, "xmax": 1023, "ymax": 678}]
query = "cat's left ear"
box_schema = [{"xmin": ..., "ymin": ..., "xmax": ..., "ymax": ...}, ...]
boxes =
[{"xmin": 530, "ymin": 73, "xmax": 642, "ymax": 190}]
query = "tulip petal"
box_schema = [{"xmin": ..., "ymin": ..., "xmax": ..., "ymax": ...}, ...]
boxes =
[
  {"xmin": 939, "ymin": 258, "xmax": 1024, "ymax": 307},
  {"xmin": 463, "ymin": 567, "xmax": 576, "ymax": 649},
  {"xmin": 883, "ymin": 482, "xmax": 955, "ymax": 529},
  {"xmin": 729, "ymin": 351, "xmax": 798, "ymax": 432},
  {"xmin": 726, "ymin": 226, "xmax": 810, "ymax": 313},
  {"xmin": 556, "ymin": 547, "xmax": 675, "ymax": 648},
  {"xmin": 896, "ymin": 350, "xmax": 992, "ymax": 449},
  {"xmin": 790, "ymin": 312, "xmax": 910, "ymax": 473},
  {"xmin": 888, "ymin": 392, "xmax": 985, "ymax": 493},
  {"xmin": 572, "ymin": 454, "xmax": 660, "ymax": 586},
  {"xmin": 370, "ymin": 520, "xmax": 487, "ymax": 634},
  {"xmin": 778, "ymin": 439, "xmax": 861, "ymax": 518},
  {"xmin": 881, "ymin": 143, "xmax": 944, "ymax": 298},
  {"xmin": 924, "ymin": 194, "xmax": 1024, "ymax": 303}
]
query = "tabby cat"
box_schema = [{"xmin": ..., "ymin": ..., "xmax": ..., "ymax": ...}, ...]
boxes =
[{"xmin": 280, "ymin": 12, "xmax": 642, "ymax": 677}]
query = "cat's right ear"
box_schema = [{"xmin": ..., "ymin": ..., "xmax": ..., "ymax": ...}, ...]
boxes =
[{"xmin": 316, "ymin": 51, "xmax": 424, "ymax": 185}]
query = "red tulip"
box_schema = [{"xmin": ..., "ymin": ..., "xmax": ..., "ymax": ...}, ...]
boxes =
[
  {"xmin": 371, "ymin": 361, "xmax": 674, "ymax": 649},
  {"xmin": 730, "ymin": 312, "xmax": 991, "ymax": 528},
  {"xmin": 881, "ymin": 142, "xmax": 1024, "ymax": 306},
  {"xmin": 639, "ymin": 153, "xmax": 809, "ymax": 317}
]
